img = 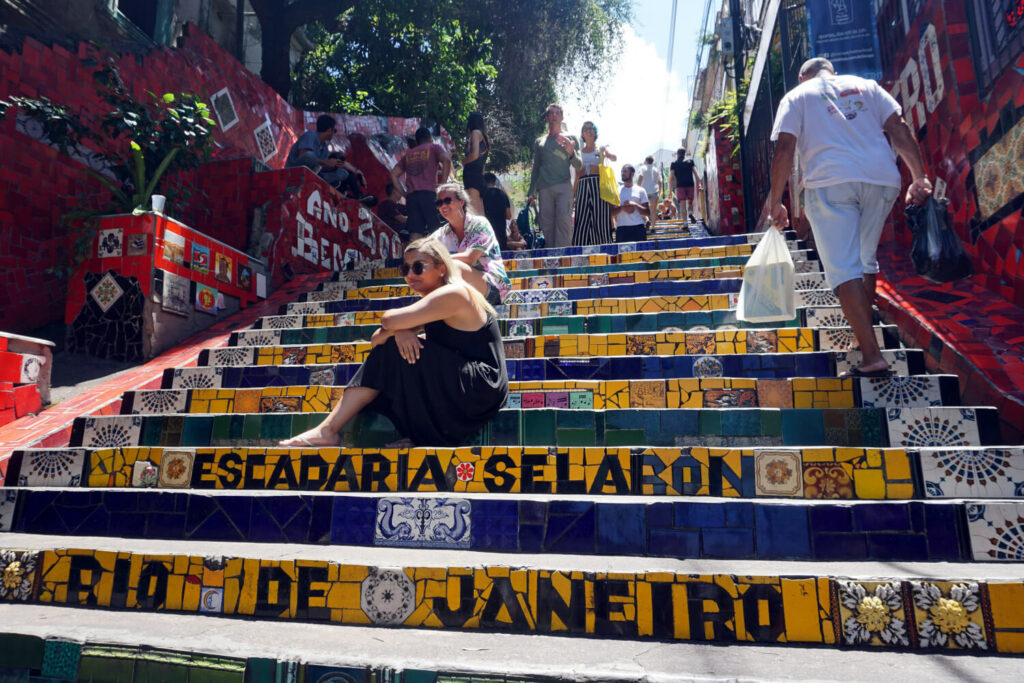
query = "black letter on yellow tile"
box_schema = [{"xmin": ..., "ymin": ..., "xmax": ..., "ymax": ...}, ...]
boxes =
[{"xmin": 686, "ymin": 582, "xmax": 735, "ymax": 641}]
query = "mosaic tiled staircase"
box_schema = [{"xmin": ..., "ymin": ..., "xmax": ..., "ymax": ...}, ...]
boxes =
[{"xmin": 3, "ymin": 219, "xmax": 1024, "ymax": 672}]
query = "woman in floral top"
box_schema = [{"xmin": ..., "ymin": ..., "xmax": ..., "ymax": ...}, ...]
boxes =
[{"xmin": 430, "ymin": 182, "xmax": 510, "ymax": 305}]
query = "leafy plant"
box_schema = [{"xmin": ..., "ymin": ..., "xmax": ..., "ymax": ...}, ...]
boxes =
[
  {"xmin": 0, "ymin": 95, "xmax": 93, "ymax": 155},
  {"xmin": 705, "ymin": 74, "xmax": 750, "ymax": 157}
]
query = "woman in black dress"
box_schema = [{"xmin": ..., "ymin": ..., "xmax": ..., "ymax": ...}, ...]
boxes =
[
  {"xmin": 280, "ymin": 238, "xmax": 508, "ymax": 447},
  {"xmin": 462, "ymin": 111, "xmax": 489, "ymax": 216}
]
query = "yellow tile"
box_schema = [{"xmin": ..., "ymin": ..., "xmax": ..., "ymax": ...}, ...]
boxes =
[
  {"xmin": 853, "ymin": 469, "xmax": 886, "ymax": 499},
  {"xmin": 988, "ymin": 582, "xmax": 1024, "ymax": 652}
]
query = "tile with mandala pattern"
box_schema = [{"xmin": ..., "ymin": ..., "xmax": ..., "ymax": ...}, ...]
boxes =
[
  {"xmin": 132, "ymin": 390, "xmax": 188, "ymax": 414},
  {"xmin": 859, "ymin": 376, "xmax": 943, "ymax": 408},
  {"xmin": 794, "ymin": 258, "xmax": 819, "ymax": 273},
  {"xmin": 0, "ymin": 549, "xmax": 37, "ymax": 602},
  {"xmin": 266, "ymin": 315, "xmax": 301, "ymax": 329},
  {"xmin": 886, "ymin": 408, "xmax": 980, "ymax": 448},
  {"xmin": 684, "ymin": 332, "xmax": 716, "ymax": 355},
  {"xmin": 81, "ymin": 416, "xmax": 142, "ymax": 449},
  {"xmin": 803, "ymin": 307, "xmax": 848, "ymax": 329},
  {"xmin": 919, "ymin": 448, "xmax": 1024, "ymax": 498},
  {"xmin": 798, "ymin": 289, "xmax": 840, "ymax": 307},
  {"xmin": 817, "ymin": 326, "xmax": 886, "ymax": 352},
  {"xmin": 626, "ymin": 336, "xmax": 657, "ymax": 355},
  {"xmin": 754, "ymin": 450, "xmax": 802, "ymax": 496},
  {"xmin": 803, "ymin": 461, "xmax": 853, "ymax": 498},
  {"xmin": 0, "ymin": 490, "xmax": 18, "ymax": 532},
  {"xmin": 89, "ymin": 271, "xmax": 124, "ymax": 313},
  {"xmin": 965, "ymin": 502, "xmax": 1024, "ymax": 561},
  {"xmin": 910, "ymin": 581, "xmax": 989, "ymax": 650},
  {"xmin": 171, "ymin": 367, "xmax": 223, "ymax": 389},
  {"xmin": 795, "ymin": 271, "xmax": 827, "ymax": 290},
  {"xmin": 209, "ymin": 347, "xmax": 253, "ymax": 366},
  {"xmin": 835, "ymin": 349, "xmax": 908, "ymax": 377},
  {"xmin": 97, "ymin": 227, "xmax": 123, "ymax": 258},
  {"xmin": 17, "ymin": 449, "xmax": 86, "ymax": 486},
  {"xmin": 836, "ymin": 581, "xmax": 910, "ymax": 647},
  {"xmin": 159, "ymin": 450, "xmax": 194, "ymax": 488},
  {"xmin": 692, "ymin": 356, "xmax": 724, "ymax": 378}
]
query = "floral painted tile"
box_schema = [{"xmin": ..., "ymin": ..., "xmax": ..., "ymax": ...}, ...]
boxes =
[
  {"xmin": 965, "ymin": 502, "xmax": 1024, "ymax": 561},
  {"xmin": 0, "ymin": 550, "xmax": 37, "ymax": 602},
  {"xmin": 131, "ymin": 460, "xmax": 159, "ymax": 488},
  {"xmin": 754, "ymin": 450, "xmax": 803, "ymax": 496},
  {"xmin": 17, "ymin": 449, "xmax": 86, "ymax": 486},
  {"xmin": 159, "ymin": 450, "xmax": 194, "ymax": 488},
  {"xmin": 89, "ymin": 271, "xmax": 124, "ymax": 313},
  {"xmin": 859, "ymin": 375, "xmax": 943, "ymax": 408},
  {"xmin": 919, "ymin": 448, "xmax": 1024, "ymax": 498},
  {"xmin": 886, "ymin": 408, "xmax": 980, "ymax": 448},
  {"xmin": 836, "ymin": 581, "xmax": 910, "ymax": 647},
  {"xmin": 910, "ymin": 581, "xmax": 989, "ymax": 649},
  {"xmin": 803, "ymin": 461, "xmax": 854, "ymax": 498}
]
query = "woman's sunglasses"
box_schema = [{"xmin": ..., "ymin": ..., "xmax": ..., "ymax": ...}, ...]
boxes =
[
  {"xmin": 399, "ymin": 260, "xmax": 433, "ymax": 276},
  {"xmin": 435, "ymin": 196, "xmax": 456, "ymax": 207}
]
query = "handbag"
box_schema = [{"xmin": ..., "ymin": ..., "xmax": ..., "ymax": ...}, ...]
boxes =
[{"xmin": 598, "ymin": 148, "xmax": 619, "ymax": 205}]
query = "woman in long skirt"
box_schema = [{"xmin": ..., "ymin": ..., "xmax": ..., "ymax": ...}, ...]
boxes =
[{"xmin": 571, "ymin": 121, "xmax": 617, "ymax": 246}]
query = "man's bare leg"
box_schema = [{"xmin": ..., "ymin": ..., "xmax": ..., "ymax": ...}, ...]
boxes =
[
  {"xmin": 280, "ymin": 386, "xmax": 379, "ymax": 446},
  {"xmin": 836, "ymin": 279, "xmax": 887, "ymax": 374}
]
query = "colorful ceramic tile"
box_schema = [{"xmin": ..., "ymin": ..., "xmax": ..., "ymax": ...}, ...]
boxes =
[
  {"xmin": 910, "ymin": 581, "xmax": 990, "ymax": 649},
  {"xmin": 81, "ymin": 416, "xmax": 142, "ymax": 449},
  {"xmin": 131, "ymin": 460, "xmax": 159, "ymax": 488},
  {"xmin": 134, "ymin": 390, "xmax": 187, "ymax": 414},
  {"xmin": 754, "ymin": 450, "xmax": 802, "ymax": 496},
  {"xmin": 0, "ymin": 490, "xmax": 17, "ymax": 532},
  {"xmin": 836, "ymin": 581, "xmax": 910, "ymax": 647},
  {"xmin": 373, "ymin": 497, "xmax": 471, "ymax": 548},
  {"xmin": 692, "ymin": 356, "xmax": 724, "ymax": 378},
  {"xmin": 210, "ymin": 87, "xmax": 238, "ymax": 131},
  {"xmin": 237, "ymin": 264, "xmax": 252, "ymax": 291},
  {"xmin": 162, "ymin": 230, "xmax": 185, "ymax": 265},
  {"xmin": 886, "ymin": 408, "xmax": 980, "ymax": 448},
  {"xmin": 859, "ymin": 376, "xmax": 943, "ymax": 408},
  {"xmin": 974, "ymin": 113, "xmax": 1024, "ymax": 218},
  {"xmin": 89, "ymin": 271, "xmax": 124, "ymax": 313},
  {"xmin": 191, "ymin": 243, "xmax": 211, "ymax": 275},
  {"xmin": 0, "ymin": 549, "xmax": 36, "ymax": 601},
  {"xmin": 17, "ymin": 449, "xmax": 86, "ymax": 486},
  {"xmin": 158, "ymin": 450, "xmax": 194, "ymax": 488},
  {"xmin": 97, "ymin": 227, "xmax": 122, "ymax": 258},
  {"xmin": 161, "ymin": 270, "xmax": 191, "ymax": 316},
  {"xmin": 19, "ymin": 353, "xmax": 45, "ymax": 384},
  {"xmin": 966, "ymin": 502, "xmax": 1024, "ymax": 561},
  {"xmin": 919, "ymin": 448, "xmax": 1024, "ymax": 498},
  {"xmin": 199, "ymin": 586, "xmax": 224, "ymax": 613},
  {"xmin": 214, "ymin": 252, "xmax": 233, "ymax": 285},
  {"xmin": 125, "ymin": 233, "xmax": 148, "ymax": 256},
  {"xmin": 170, "ymin": 367, "xmax": 224, "ymax": 389},
  {"xmin": 195, "ymin": 283, "xmax": 218, "ymax": 315},
  {"xmin": 803, "ymin": 461, "xmax": 853, "ymax": 498}
]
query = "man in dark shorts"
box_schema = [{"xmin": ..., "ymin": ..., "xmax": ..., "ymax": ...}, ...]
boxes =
[
  {"xmin": 481, "ymin": 172, "xmax": 512, "ymax": 250},
  {"xmin": 669, "ymin": 148, "xmax": 702, "ymax": 222},
  {"xmin": 389, "ymin": 127, "xmax": 453, "ymax": 240}
]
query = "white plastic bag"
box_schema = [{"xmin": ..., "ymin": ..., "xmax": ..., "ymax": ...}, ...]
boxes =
[{"xmin": 736, "ymin": 227, "xmax": 796, "ymax": 322}]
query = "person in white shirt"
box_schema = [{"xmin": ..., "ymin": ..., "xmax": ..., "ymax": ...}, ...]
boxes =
[
  {"xmin": 612, "ymin": 164, "xmax": 650, "ymax": 243},
  {"xmin": 766, "ymin": 57, "xmax": 933, "ymax": 378},
  {"xmin": 636, "ymin": 155, "xmax": 661, "ymax": 223}
]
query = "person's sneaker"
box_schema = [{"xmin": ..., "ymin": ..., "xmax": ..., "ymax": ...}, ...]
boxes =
[
  {"xmin": 688, "ymin": 213, "xmax": 697, "ymax": 223},
  {"xmin": 358, "ymin": 194, "xmax": 378, "ymax": 207}
]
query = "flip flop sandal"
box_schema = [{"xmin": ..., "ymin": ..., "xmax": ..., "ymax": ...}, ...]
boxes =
[{"xmin": 840, "ymin": 366, "xmax": 893, "ymax": 378}]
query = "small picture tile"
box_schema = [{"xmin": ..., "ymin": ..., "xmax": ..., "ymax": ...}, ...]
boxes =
[
  {"xmin": 125, "ymin": 233, "xmax": 148, "ymax": 256},
  {"xmin": 965, "ymin": 502, "xmax": 1024, "ymax": 561},
  {"xmin": 253, "ymin": 120, "xmax": 278, "ymax": 162},
  {"xmin": 161, "ymin": 271, "xmax": 191, "ymax": 316},
  {"xmin": 131, "ymin": 460, "xmax": 159, "ymax": 488},
  {"xmin": 210, "ymin": 87, "xmax": 239, "ymax": 132},
  {"xmin": 162, "ymin": 230, "xmax": 185, "ymax": 265},
  {"xmin": 836, "ymin": 581, "xmax": 910, "ymax": 647},
  {"xmin": 97, "ymin": 227, "xmax": 123, "ymax": 258},
  {"xmin": 17, "ymin": 449, "xmax": 86, "ymax": 486},
  {"xmin": 886, "ymin": 408, "xmax": 980, "ymax": 448},
  {"xmin": 753, "ymin": 450, "xmax": 802, "ymax": 496},
  {"xmin": 158, "ymin": 450, "xmax": 194, "ymax": 488},
  {"xmin": 90, "ymin": 271, "xmax": 124, "ymax": 314},
  {"xmin": 238, "ymin": 265, "xmax": 252, "ymax": 291},
  {"xmin": 199, "ymin": 586, "xmax": 224, "ymax": 613},
  {"xmin": 910, "ymin": 581, "xmax": 989, "ymax": 649},
  {"xmin": 19, "ymin": 353, "xmax": 45, "ymax": 384},
  {"xmin": 919, "ymin": 448, "xmax": 1024, "ymax": 498},
  {"xmin": 360, "ymin": 568, "xmax": 416, "ymax": 625},
  {"xmin": 214, "ymin": 252, "xmax": 233, "ymax": 285},
  {"xmin": 191, "ymin": 243, "xmax": 211, "ymax": 275},
  {"xmin": 196, "ymin": 283, "xmax": 218, "ymax": 315},
  {"xmin": 0, "ymin": 549, "xmax": 36, "ymax": 601}
]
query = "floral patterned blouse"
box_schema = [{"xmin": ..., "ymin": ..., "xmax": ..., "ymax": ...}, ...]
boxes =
[{"xmin": 432, "ymin": 214, "xmax": 510, "ymax": 301}]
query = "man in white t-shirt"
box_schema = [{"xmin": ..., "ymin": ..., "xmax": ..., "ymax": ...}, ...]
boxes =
[
  {"xmin": 766, "ymin": 57, "xmax": 932, "ymax": 378},
  {"xmin": 636, "ymin": 155, "xmax": 661, "ymax": 223},
  {"xmin": 613, "ymin": 164, "xmax": 650, "ymax": 243}
]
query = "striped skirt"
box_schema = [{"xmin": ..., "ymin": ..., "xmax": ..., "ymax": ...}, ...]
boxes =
[{"xmin": 572, "ymin": 175, "xmax": 612, "ymax": 246}]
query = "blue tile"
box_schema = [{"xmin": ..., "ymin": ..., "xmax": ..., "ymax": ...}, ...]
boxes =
[
  {"xmin": 518, "ymin": 500, "xmax": 547, "ymax": 524},
  {"xmin": 809, "ymin": 505, "xmax": 854, "ymax": 532},
  {"xmin": 853, "ymin": 503, "xmax": 911, "ymax": 532},
  {"xmin": 702, "ymin": 528, "xmax": 755, "ymax": 558},
  {"xmin": 330, "ymin": 496, "xmax": 377, "ymax": 545},
  {"xmin": 471, "ymin": 499, "xmax": 518, "ymax": 551},
  {"xmin": 867, "ymin": 533, "xmax": 931, "ymax": 561},
  {"xmin": 674, "ymin": 502, "xmax": 726, "ymax": 528},
  {"xmin": 754, "ymin": 505, "xmax": 811, "ymax": 559},
  {"xmin": 647, "ymin": 502, "xmax": 673, "ymax": 528},
  {"xmin": 518, "ymin": 523, "xmax": 545, "ymax": 552},
  {"xmin": 543, "ymin": 503, "xmax": 596, "ymax": 553},
  {"xmin": 648, "ymin": 528, "xmax": 700, "ymax": 557},
  {"xmin": 923, "ymin": 504, "xmax": 965, "ymax": 561},
  {"xmin": 725, "ymin": 502, "xmax": 754, "ymax": 528},
  {"xmin": 596, "ymin": 504, "xmax": 645, "ymax": 554},
  {"xmin": 812, "ymin": 533, "xmax": 868, "ymax": 559}
]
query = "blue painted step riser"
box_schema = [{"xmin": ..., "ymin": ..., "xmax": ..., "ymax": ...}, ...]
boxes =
[{"xmin": 2, "ymin": 489, "xmax": 971, "ymax": 563}]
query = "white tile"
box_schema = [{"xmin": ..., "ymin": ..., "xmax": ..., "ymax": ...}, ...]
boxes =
[
  {"xmin": 0, "ymin": 489, "xmax": 18, "ymax": 531},
  {"xmin": 373, "ymin": 497, "xmax": 471, "ymax": 548},
  {"xmin": 17, "ymin": 449, "xmax": 86, "ymax": 486},
  {"xmin": 919, "ymin": 448, "xmax": 1024, "ymax": 498},
  {"xmin": 859, "ymin": 375, "xmax": 943, "ymax": 408},
  {"xmin": 81, "ymin": 416, "xmax": 143, "ymax": 449},
  {"xmin": 130, "ymin": 390, "xmax": 188, "ymax": 414},
  {"xmin": 966, "ymin": 502, "xmax": 1024, "ymax": 561},
  {"xmin": 753, "ymin": 450, "xmax": 803, "ymax": 497},
  {"xmin": 885, "ymin": 407, "xmax": 981, "ymax": 448}
]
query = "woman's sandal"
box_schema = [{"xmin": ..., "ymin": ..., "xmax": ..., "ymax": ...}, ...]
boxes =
[{"xmin": 839, "ymin": 366, "xmax": 893, "ymax": 378}]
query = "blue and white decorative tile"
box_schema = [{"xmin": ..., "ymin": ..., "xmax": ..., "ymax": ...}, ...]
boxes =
[
  {"xmin": 360, "ymin": 568, "xmax": 415, "ymax": 625},
  {"xmin": 97, "ymin": 228, "xmax": 123, "ymax": 258},
  {"xmin": 0, "ymin": 549, "xmax": 36, "ymax": 600},
  {"xmin": 836, "ymin": 349, "xmax": 908, "ymax": 377},
  {"xmin": 199, "ymin": 586, "xmax": 224, "ymax": 613},
  {"xmin": 171, "ymin": 367, "xmax": 223, "ymax": 389},
  {"xmin": 503, "ymin": 290, "xmax": 528, "ymax": 304},
  {"xmin": 263, "ymin": 315, "xmax": 299, "ymax": 330},
  {"xmin": 966, "ymin": 502, "xmax": 1024, "ymax": 561},
  {"xmin": 794, "ymin": 259, "xmax": 821, "ymax": 273},
  {"xmin": 798, "ymin": 288, "xmax": 840, "ymax": 307},
  {"xmin": 209, "ymin": 347, "xmax": 254, "ymax": 367},
  {"xmin": 804, "ymin": 307, "xmax": 848, "ymax": 329},
  {"xmin": 307, "ymin": 290, "xmax": 341, "ymax": 302},
  {"xmin": 542, "ymin": 257, "xmax": 561, "ymax": 269},
  {"xmin": 0, "ymin": 490, "xmax": 18, "ymax": 532},
  {"xmin": 235, "ymin": 330, "xmax": 280, "ymax": 347},
  {"xmin": 617, "ymin": 243, "xmax": 636, "ymax": 253},
  {"xmin": 859, "ymin": 375, "xmax": 942, "ymax": 408},
  {"xmin": 692, "ymin": 356, "xmax": 724, "ymax": 378},
  {"xmin": 507, "ymin": 320, "xmax": 535, "ymax": 338},
  {"xmin": 287, "ymin": 302, "xmax": 326, "ymax": 316},
  {"xmin": 817, "ymin": 326, "xmax": 886, "ymax": 352},
  {"xmin": 82, "ymin": 416, "xmax": 142, "ymax": 449},
  {"xmin": 131, "ymin": 390, "xmax": 188, "ymax": 414},
  {"xmin": 533, "ymin": 276, "xmax": 554, "ymax": 289},
  {"xmin": 886, "ymin": 408, "xmax": 980, "ymax": 448},
  {"xmin": 547, "ymin": 301, "xmax": 573, "ymax": 316},
  {"xmin": 17, "ymin": 449, "xmax": 86, "ymax": 486},
  {"xmin": 795, "ymin": 271, "xmax": 827, "ymax": 291},
  {"xmin": 569, "ymin": 255, "xmax": 592, "ymax": 266},
  {"xmin": 89, "ymin": 271, "xmax": 124, "ymax": 313},
  {"xmin": 581, "ymin": 246, "xmax": 602, "ymax": 255},
  {"xmin": 374, "ymin": 497, "xmax": 472, "ymax": 549},
  {"xmin": 920, "ymin": 448, "xmax": 1024, "ymax": 498}
]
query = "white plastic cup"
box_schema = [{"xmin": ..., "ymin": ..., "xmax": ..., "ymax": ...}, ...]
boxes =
[{"xmin": 151, "ymin": 195, "xmax": 167, "ymax": 214}]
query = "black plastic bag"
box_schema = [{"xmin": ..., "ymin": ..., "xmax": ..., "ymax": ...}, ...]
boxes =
[{"xmin": 905, "ymin": 197, "xmax": 973, "ymax": 283}]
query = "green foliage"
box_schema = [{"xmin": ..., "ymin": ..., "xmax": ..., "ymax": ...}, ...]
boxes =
[
  {"xmin": 0, "ymin": 95, "xmax": 93, "ymax": 156},
  {"xmin": 705, "ymin": 74, "xmax": 750, "ymax": 158},
  {"xmin": 291, "ymin": 0, "xmax": 631, "ymax": 170}
]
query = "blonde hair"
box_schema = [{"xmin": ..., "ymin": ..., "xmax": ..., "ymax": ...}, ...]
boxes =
[
  {"xmin": 435, "ymin": 182, "xmax": 477, "ymax": 216},
  {"xmin": 405, "ymin": 237, "xmax": 496, "ymax": 316}
]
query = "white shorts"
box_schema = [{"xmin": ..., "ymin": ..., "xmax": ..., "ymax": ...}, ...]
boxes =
[{"xmin": 804, "ymin": 182, "xmax": 899, "ymax": 289}]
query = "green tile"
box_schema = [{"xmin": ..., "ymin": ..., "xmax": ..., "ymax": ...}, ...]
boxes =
[
  {"xmin": 242, "ymin": 414, "xmax": 262, "ymax": 440},
  {"xmin": 244, "ymin": 657, "xmax": 275, "ymax": 683},
  {"xmin": 489, "ymin": 411, "xmax": 520, "ymax": 445},
  {"xmin": 0, "ymin": 633, "xmax": 44, "ymax": 668},
  {"xmin": 229, "ymin": 415, "xmax": 247, "ymax": 440},
  {"xmin": 556, "ymin": 429, "xmax": 597, "ymax": 447},
  {"xmin": 182, "ymin": 416, "xmax": 214, "ymax": 447},
  {"xmin": 522, "ymin": 410, "xmax": 556, "ymax": 445},
  {"xmin": 698, "ymin": 410, "xmax": 721, "ymax": 435},
  {"xmin": 605, "ymin": 429, "xmax": 644, "ymax": 446},
  {"xmin": 134, "ymin": 660, "xmax": 188, "ymax": 682},
  {"xmin": 721, "ymin": 409, "xmax": 760, "ymax": 436},
  {"xmin": 781, "ymin": 409, "xmax": 825, "ymax": 446},
  {"xmin": 761, "ymin": 409, "xmax": 782, "ymax": 436},
  {"xmin": 212, "ymin": 415, "xmax": 232, "ymax": 441},
  {"xmin": 556, "ymin": 410, "xmax": 595, "ymax": 430},
  {"xmin": 78, "ymin": 654, "xmax": 134, "ymax": 682},
  {"xmin": 141, "ymin": 416, "xmax": 164, "ymax": 446}
]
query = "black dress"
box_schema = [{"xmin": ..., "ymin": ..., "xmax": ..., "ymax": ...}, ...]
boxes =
[
  {"xmin": 347, "ymin": 314, "xmax": 508, "ymax": 445},
  {"xmin": 462, "ymin": 137, "xmax": 489, "ymax": 193}
]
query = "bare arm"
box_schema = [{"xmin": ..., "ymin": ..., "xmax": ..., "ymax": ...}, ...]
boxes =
[
  {"xmin": 883, "ymin": 112, "xmax": 933, "ymax": 205},
  {"xmin": 389, "ymin": 164, "xmax": 406, "ymax": 197},
  {"xmin": 439, "ymin": 148, "xmax": 453, "ymax": 184},
  {"xmin": 765, "ymin": 132, "xmax": 797, "ymax": 229},
  {"xmin": 450, "ymin": 248, "xmax": 483, "ymax": 266},
  {"xmin": 602, "ymin": 146, "xmax": 617, "ymax": 162},
  {"xmin": 380, "ymin": 285, "xmax": 466, "ymax": 331}
]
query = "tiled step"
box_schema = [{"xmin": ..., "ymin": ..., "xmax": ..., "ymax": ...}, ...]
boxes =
[
  {"xmin": 64, "ymin": 405, "xmax": 1002, "ymax": 450},
  {"xmin": 281, "ymin": 287, "xmax": 841, "ymax": 318},
  {"xmin": 8, "ymin": 445, "xmax": 1023, "ymax": 500},
  {"xmin": 5, "ymin": 487, "xmax": 1005, "ymax": 563},
  {"xmin": 124, "ymin": 374, "xmax": 962, "ymax": 418},
  {"xmin": 1, "ymin": 537, "xmax": 1022, "ymax": 653}
]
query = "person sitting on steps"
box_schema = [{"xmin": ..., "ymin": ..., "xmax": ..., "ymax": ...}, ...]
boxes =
[
  {"xmin": 280, "ymin": 237, "xmax": 508, "ymax": 448},
  {"xmin": 285, "ymin": 114, "xmax": 376, "ymax": 206}
]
